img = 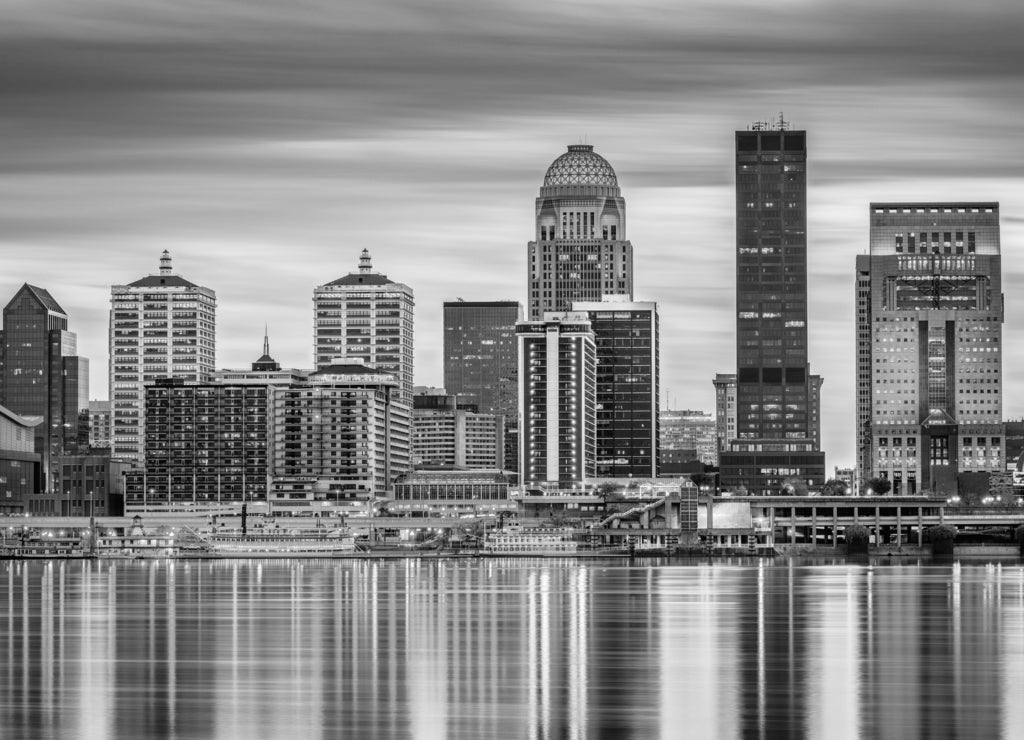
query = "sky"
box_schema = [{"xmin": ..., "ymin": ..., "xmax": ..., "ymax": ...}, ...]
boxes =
[{"xmin": 2, "ymin": 0, "xmax": 1024, "ymax": 468}]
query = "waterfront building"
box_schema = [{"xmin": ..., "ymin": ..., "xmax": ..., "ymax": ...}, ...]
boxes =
[
  {"xmin": 517, "ymin": 312, "xmax": 596, "ymax": 485},
  {"xmin": 573, "ymin": 299, "xmax": 658, "ymax": 478},
  {"xmin": 55, "ymin": 452, "xmax": 129, "ymax": 517},
  {"xmin": 125, "ymin": 376, "xmax": 270, "ymax": 512},
  {"xmin": 313, "ymin": 250, "xmax": 415, "ymax": 402},
  {"xmin": 0, "ymin": 284, "xmax": 89, "ymax": 508},
  {"xmin": 109, "ymin": 251, "xmax": 216, "ymax": 463},
  {"xmin": 661, "ymin": 409, "xmax": 717, "ymax": 467},
  {"xmin": 527, "ymin": 145, "xmax": 633, "ymax": 320},
  {"xmin": 88, "ymin": 400, "xmax": 112, "ymax": 450},
  {"xmin": 412, "ymin": 391, "xmax": 504, "ymax": 470},
  {"xmin": 391, "ymin": 468, "xmax": 512, "ymax": 516},
  {"xmin": 0, "ymin": 404, "xmax": 40, "ymax": 514},
  {"xmin": 268, "ymin": 360, "xmax": 411, "ymax": 509},
  {"xmin": 719, "ymin": 121, "xmax": 826, "ymax": 495},
  {"xmin": 855, "ymin": 203, "xmax": 1003, "ymax": 496}
]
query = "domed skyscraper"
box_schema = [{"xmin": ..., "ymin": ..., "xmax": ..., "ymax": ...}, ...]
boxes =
[{"xmin": 527, "ymin": 144, "xmax": 633, "ymax": 319}]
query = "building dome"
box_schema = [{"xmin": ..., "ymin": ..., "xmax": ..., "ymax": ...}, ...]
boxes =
[{"xmin": 543, "ymin": 144, "xmax": 618, "ymax": 188}]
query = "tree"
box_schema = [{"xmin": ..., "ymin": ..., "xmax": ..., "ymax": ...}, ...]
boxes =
[
  {"xmin": 821, "ymin": 478, "xmax": 849, "ymax": 497},
  {"xmin": 865, "ymin": 477, "xmax": 892, "ymax": 496},
  {"xmin": 925, "ymin": 524, "xmax": 958, "ymax": 556},
  {"xmin": 780, "ymin": 476, "xmax": 808, "ymax": 496},
  {"xmin": 843, "ymin": 524, "xmax": 870, "ymax": 554}
]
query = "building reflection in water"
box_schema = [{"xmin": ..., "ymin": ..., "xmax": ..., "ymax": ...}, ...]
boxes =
[{"xmin": 1, "ymin": 559, "xmax": 1023, "ymax": 739}]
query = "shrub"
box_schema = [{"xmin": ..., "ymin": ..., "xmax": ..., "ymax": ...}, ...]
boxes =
[
  {"xmin": 844, "ymin": 524, "xmax": 870, "ymax": 554},
  {"xmin": 925, "ymin": 524, "xmax": 958, "ymax": 555}
]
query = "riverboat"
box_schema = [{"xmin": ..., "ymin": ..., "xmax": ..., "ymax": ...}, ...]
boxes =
[{"xmin": 205, "ymin": 528, "xmax": 357, "ymax": 557}]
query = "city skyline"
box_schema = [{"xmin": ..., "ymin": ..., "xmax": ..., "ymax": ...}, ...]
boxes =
[{"xmin": 4, "ymin": 0, "xmax": 1024, "ymax": 469}]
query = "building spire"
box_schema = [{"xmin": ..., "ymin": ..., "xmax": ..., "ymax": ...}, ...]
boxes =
[
  {"xmin": 358, "ymin": 249, "xmax": 372, "ymax": 274},
  {"xmin": 263, "ymin": 324, "xmax": 270, "ymax": 357},
  {"xmin": 159, "ymin": 250, "xmax": 173, "ymax": 275}
]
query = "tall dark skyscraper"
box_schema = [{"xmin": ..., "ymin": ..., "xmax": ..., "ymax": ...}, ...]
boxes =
[
  {"xmin": 0, "ymin": 284, "xmax": 88, "ymax": 510},
  {"xmin": 527, "ymin": 144, "xmax": 633, "ymax": 320},
  {"xmin": 719, "ymin": 121, "xmax": 825, "ymax": 495},
  {"xmin": 443, "ymin": 300, "xmax": 522, "ymax": 418},
  {"xmin": 573, "ymin": 299, "xmax": 659, "ymax": 478}
]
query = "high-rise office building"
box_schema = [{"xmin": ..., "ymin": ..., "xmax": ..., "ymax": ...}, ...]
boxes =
[
  {"xmin": 719, "ymin": 122, "xmax": 825, "ymax": 495},
  {"xmin": 527, "ymin": 145, "xmax": 633, "ymax": 320},
  {"xmin": 1, "ymin": 284, "xmax": 89, "ymax": 508},
  {"xmin": 313, "ymin": 250, "xmax": 415, "ymax": 402},
  {"xmin": 109, "ymin": 251, "xmax": 216, "ymax": 463},
  {"xmin": 856, "ymin": 203, "xmax": 1003, "ymax": 496},
  {"xmin": 517, "ymin": 312, "xmax": 596, "ymax": 485},
  {"xmin": 715, "ymin": 371, "xmax": 822, "ymax": 464},
  {"xmin": 443, "ymin": 300, "xmax": 521, "ymax": 418},
  {"xmin": 573, "ymin": 299, "xmax": 658, "ymax": 478}
]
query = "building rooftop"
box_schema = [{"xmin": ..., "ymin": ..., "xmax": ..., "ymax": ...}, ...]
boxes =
[
  {"xmin": 7, "ymin": 284, "xmax": 66, "ymax": 316},
  {"xmin": 126, "ymin": 251, "xmax": 199, "ymax": 289},
  {"xmin": 543, "ymin": 145, "xmax": 618, "ymax": 188},
  {"xmin": 325, "ymin": 248, "xmax": 395, "ymax": 287}
]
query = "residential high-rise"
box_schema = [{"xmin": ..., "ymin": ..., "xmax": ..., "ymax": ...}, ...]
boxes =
[
  {"xmin": 443, "ymin": 300, "xmax": 521, "ymax": 418},
  {"xmin": 411, "ymin": 391, "xmax": 504, "ymax": 470},
  {"xmin": 109, "ymin": 251, "xmax": 216, "ymax": 463},
  {"xmin": 269, "ymin": 361, "xmax": 411, "ymax": 504},
  {"xmin": 856, "ymin": 203, "xmax": 1003, "ymax": 496},
  {"xmin": 517, "ymin": 312, "xmax": 596, "ymax": 485},
  {"xmin": 527, "ymin": 145, "xmax": 633, "ymax": 320},
  {"xmin": 313, "ymin": 250, "xmax": 415, "ymax": 402},
  {"xmin": 719, "ymin": 121, "xmax": 825, "ymax": 495},
  {"xmin": 1, "ymin": 284, "xmax": 89, "ymax": 508},
  {"xmin": 573, "ymin": 299, "xmax": 658, "ymax": 478},
  {"xmin": 125, "ymin": 377, "xmax": 270, "ymax": 512}
]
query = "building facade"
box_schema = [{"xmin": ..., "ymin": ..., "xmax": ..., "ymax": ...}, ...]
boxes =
[
  {"xmin": 856, "ymin": 203, "xmax": 1003, "ymax": 496},
  {"xmin": 412, "ymin": 392, "xmax": 504, "ymax": 470},
  {"xmin": 88, "ymin": 400, "xmax": 112, "ymax": 450},
  {"xmin": 125, "ymin": 377, "xmax": 270, "ymax": 512},
  {"xmin": 1, "ymin": 284, "xmax": 89, "ymax": 506},
  {"xmin": 0, "ymin": 404, "xmax": 40, "ymax": 514},
  {"xmin": 517, "ymin": 312, "xmax": 596, "ymax": 485},
  {"xmin": 527, "ymin": 145, "xmax": 633, "ymax": 320},
  {"xmin": 719, "ymin": 122, "xmax": 825, "ymax": 495},
  {"xmin": 573, "ymin": 300, "xmax": 659, "ymax": 478},
  {"xmin": 109, "ymin": 251, "xmax": 216, "ymax": 462},
  {"xmin": 313, "ymin": 250, "xmax": 414, "ymax": 402},
  {"xmin": 443, "ymin": 300, "xmax": 522, "ymax": 419},
  {"xmin": 269, "ymin": 362, "xmax": 411, "ymax": 507},
  {"xmin": 661, "ymin": 409, "xmax": 717, "ymax": 467}
]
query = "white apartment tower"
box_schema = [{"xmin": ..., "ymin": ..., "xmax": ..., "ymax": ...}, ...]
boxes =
[
  {"xmin": 313, "ymin": 250, "xmax": 415, "ymax": 402},
  {"xmin": 517, "ymin": 312, "xmax": 596, "ymax": 485},
  {"xmin": 109, "ymin": 251, "xmax": 216, "ymax": 462}
]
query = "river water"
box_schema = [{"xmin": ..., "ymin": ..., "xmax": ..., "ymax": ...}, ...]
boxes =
[{"xmin": 2, "ymin": 558, "xmax": 1022, "ymax": 739}]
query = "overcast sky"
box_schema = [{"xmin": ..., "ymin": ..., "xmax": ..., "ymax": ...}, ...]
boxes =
[{"xmin": 3, "ymin": 0, "xmax": 1024, "ymax": 468}]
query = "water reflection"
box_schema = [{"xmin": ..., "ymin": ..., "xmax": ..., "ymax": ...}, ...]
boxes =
[{"xmin": 1, "ymin": 559, "xmax": 1022, "ymax": 739}]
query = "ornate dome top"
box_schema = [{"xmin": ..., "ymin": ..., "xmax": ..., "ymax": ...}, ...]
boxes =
[{"xmin": 543, "ymin": 144, "xmax": 618, "ymax": 188}]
